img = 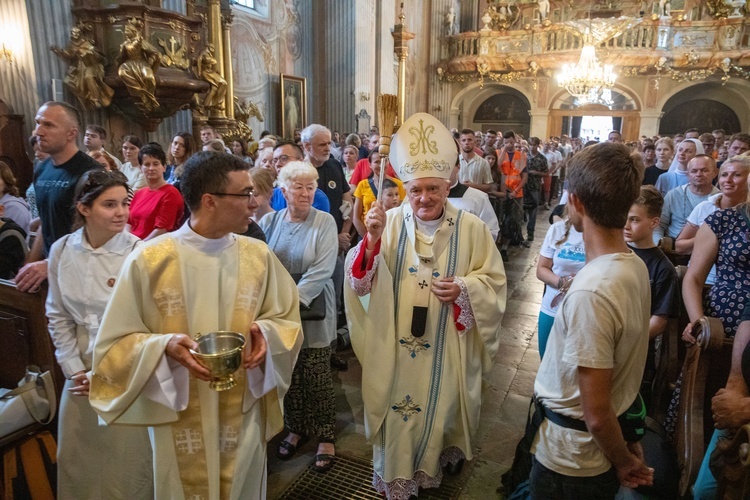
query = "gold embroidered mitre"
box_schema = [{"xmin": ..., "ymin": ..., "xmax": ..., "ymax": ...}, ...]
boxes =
[{"xmin": 390, "ymin": 112, "xmax": 457, "ymax": 183}]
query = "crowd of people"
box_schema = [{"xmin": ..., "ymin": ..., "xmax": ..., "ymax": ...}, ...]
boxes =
[{"xmin": 1, "ymin": 98, "xmax": 750, "ymax": 499}]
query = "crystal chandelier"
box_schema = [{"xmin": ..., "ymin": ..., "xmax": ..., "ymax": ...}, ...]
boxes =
[{"xmin": 556, "ymin": 43, "xmax": 616, "ymax": 105}]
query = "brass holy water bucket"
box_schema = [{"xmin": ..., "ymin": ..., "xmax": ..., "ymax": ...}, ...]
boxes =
[{"xmin": 191, "ymin": 331, "xmax": 245, "ymax": 391}]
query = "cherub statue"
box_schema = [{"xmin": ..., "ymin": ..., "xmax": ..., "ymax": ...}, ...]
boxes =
[
  {"xmin": 116, "ymin": 19, "xmax": 161, "ymax": 111},
  {"xmin": 52, "ymin": 27, "xmax": 114, "ymax": 109},
  {"xmin": 445, "ymin": 6, "xmax": 457, "ymax": 36},
  {"xmin": 196, "ymin": 44, "xmax": 228, "ymax": 110}
]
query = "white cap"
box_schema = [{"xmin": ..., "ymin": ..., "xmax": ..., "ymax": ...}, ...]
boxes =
[{"xmin": 390, "ymin": 112, "xmax": 457, "ymax": 183}]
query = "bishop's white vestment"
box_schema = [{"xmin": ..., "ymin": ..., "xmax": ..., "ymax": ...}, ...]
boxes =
[{"xmin": 344, "ymin": 202, "xmax": 506, "ymax": 499}]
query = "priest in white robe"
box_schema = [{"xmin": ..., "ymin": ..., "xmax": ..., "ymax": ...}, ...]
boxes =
[
  {"xmin": 90, "ymin": 152, "xmax": 302, "ymax": 500},
  {"xmin": 344, "ymin": 113, "xmax": 507, "ymax": 500}
]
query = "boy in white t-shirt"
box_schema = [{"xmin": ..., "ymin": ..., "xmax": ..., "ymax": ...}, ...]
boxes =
[{"xmin": 530, "ymin": 143, "xmax": 654, "ymax": 498}]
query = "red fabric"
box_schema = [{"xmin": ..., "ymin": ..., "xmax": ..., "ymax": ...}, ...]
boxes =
[
  {"xmin": 453, "ymin": 303, "xmax": 466, "ymax": 331},
  {"xmin": 350, "ymin": 159, "xmax": 398, "ymax": 186},
  {"xmin": 128, "ymin": 184, "xmax": 184, "ymax": 239},
  {"xmin": 350, "ymin": 234, "xmax": 381, "ymax": 279}
]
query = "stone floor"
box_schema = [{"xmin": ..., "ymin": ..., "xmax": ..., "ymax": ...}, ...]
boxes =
[{"xmin": 267, "ymin": 212, "xmax": 552, "ymax": 500}]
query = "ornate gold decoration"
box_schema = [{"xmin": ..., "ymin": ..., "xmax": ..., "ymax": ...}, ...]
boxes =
[
  {"xmin": 195, "ymin": 44, "xmax": 228, "ymax": 110},
  {"xmin": 437, "ymin": 65, "xmax": 529, "ymax": 89},
  {"xmin": 157, "ymin": 35, "xmax": 189, "ymax": 69},
  {"xmin": 484, "ymin": 3, "xmax": 521, "ymax": 31},
  {"xmin": 705, "ymin": 0, "xmax": 731, "ymax": 19},
  {"xmin": 408, "ymin": 118, "xmax": 438, "ymax": 156},
  {"xmin": 51, "ymin": 27, "xmax": 114, "ymax": 109},
  {"xmin": 116, "ymin": 18, "xmax": 161, "ymax": 112},
  {"xmin": 620, "ymin": 55, "xmax": 750, "ymax": 86}
]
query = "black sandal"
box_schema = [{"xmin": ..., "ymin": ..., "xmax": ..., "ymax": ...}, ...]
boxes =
[
  {"xmin": 277, "ymin": 435, "xmax": 308, "ymax": 461},
  {"xmin": 311, "ymin": 453, "xmax": 336, "ymax": 473}
]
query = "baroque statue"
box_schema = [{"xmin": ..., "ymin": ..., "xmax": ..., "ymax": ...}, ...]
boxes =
[
  {"xmin": 445, "ymin": 7, "xmax": 457, "ymax": 36},
  {"xmin": 116, "ymin": 19, "xmax": 161, "ymax": 112},
  {"xmin": 233, "ymin": 97, "xmax": 263, "ymax": 141},
  {"xmin": 51, "ymin": 27, "xmax": 114, "ymax": 109},
  {"xmin": 196, "ymin": 44, "xmax": 228, "ymax": 110}
]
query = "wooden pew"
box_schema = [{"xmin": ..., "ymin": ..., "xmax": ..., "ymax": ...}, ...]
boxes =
[
  {"xmin": 0, "ymin": 279, "xmax": 63, "ymax": 449},
  {"xmin": 675, "ymin": 316, "xmax": 733, "ymax": 497},
  {"xmin": 715, "ymin": 423, "xmax": 750, "ymax": 498}
]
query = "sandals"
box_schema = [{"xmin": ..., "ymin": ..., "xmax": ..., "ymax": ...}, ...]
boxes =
[
  {"xmin": 276, "ymin": 434, "xmax": 308, "ymax": 461},
  {"xmin": 311, "ymin": 453, "xmax": 336, "ymax": 473}
]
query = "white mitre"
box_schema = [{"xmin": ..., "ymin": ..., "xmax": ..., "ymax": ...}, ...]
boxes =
[{"xmin": 390, "ymin": 112, "xmax": 457, "ymax": 183}]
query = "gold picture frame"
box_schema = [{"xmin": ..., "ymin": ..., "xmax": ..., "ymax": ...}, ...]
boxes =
[{"xmin": 280, "ymin": 74, "xmax": 306, "ymax": 139}]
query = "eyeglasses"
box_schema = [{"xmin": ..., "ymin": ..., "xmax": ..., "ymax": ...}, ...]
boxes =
[
  {"xmin": 210, "ymin": 190, "xmax": 255, "ymax": 199},
  {"xmin": 271, "ymin": 155, "xmax": 301, "ymax": 165}
]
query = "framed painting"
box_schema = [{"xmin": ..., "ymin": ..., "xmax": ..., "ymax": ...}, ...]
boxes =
[{"xmin": 280, "ymin": 74, "xmax": 306, "ymax": 139}]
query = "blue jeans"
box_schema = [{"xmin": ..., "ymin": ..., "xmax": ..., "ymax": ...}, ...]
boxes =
[
  {"xmin": 537, "ymin": 311, "xmax": 555, "ymax": 359},
  {"xmin": 530, "ymin": 456, "xmax": 620, "ymax": 500}
]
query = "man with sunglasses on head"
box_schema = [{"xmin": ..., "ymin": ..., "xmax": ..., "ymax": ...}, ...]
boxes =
[{"xmin": 91, "ymin": 151, "xmax": 302, "ymax": 499}]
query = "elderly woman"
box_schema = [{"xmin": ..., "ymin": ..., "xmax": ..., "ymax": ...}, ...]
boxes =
[
  {"xmin": 46, "ymin": 170, "xmax": 152, "ymax": 498},
  {"xmin": 258, "ymin": 161, "xmax": 339, "ymax": 473}
]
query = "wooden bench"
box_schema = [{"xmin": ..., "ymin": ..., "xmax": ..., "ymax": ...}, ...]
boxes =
[
  {"xmin": 715, "ymin": 423, "xmax": 750, "ymax": 498},
  {"xmin": 0, "ymin": 280, "xmax": 63, "ymax": 449},
  {"xmin": 674, "ymin": 316, "xmax": 732, "ymax": 497}
]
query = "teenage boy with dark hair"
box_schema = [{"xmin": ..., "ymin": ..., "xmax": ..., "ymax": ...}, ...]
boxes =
[{"xmin": 530, "ymin": 142, "xmax": 654, "ymax": 498}]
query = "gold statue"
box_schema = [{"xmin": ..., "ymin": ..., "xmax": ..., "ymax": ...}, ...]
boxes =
[
  {"xmin": 116, "ymin": 19, "xmax": 161, "ymax": 112},
  {"xmin": 52, "ymin": 27, "xmax": 114, "ymax": 109},
  {"xmin": 196, "ymin": 44, "xmax": 228, "ymax": 110}
]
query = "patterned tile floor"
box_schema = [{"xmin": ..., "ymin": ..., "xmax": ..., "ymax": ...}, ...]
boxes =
[{"xmin": 267, "ymin": 212, "xmax": 552, "ymax": 499}]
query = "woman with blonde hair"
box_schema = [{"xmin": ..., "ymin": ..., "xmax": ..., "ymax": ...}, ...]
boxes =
[{"xmin": 249, "ymin": 167, "xmax": 275, "ymax": 223}]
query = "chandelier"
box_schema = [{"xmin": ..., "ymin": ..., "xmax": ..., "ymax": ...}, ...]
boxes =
[
  {"xmin": 556, "ymin": 44, "xmax": 616, "ymax": 104},
  {"xmin": 555, "ymin": 10, "xmax": 642, "ymax": 105}
]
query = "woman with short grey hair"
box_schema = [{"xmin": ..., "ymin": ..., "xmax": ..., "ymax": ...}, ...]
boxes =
[{"xmin": 259, "ymin": 161, "xmax": 339, "ymax": 473}]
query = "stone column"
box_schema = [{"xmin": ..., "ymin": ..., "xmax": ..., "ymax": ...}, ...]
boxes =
[
  {"xmin": 529, "ymin": 110, "xmax": 551, "ymax": 138},
  {"xmin": 222, "ymin": 13, "xmax": 234, "ymax": 119},
  {"xmin": 639, "ymin": 110, "xmax": 664, "ymax": 138}
]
